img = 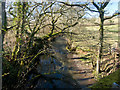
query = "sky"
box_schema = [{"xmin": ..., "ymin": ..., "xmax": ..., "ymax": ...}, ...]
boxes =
[
  {"xmin": 105, "ymin": 1, "xmax": 119, "ymax": 15},
  {"xmin": 84, "ymin": 1, "xmax": 119, "ymax": 18},
  {"xmin": 3, "ymin": 0, "xmax": 120, "ymax": 2},
  {"xmin": 4, "ymin": 0, "xmax": 120, "ymax": 18}
]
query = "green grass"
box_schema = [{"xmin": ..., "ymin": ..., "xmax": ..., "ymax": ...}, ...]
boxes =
[
  {"xmin": 89, "ymin": 68, "xmax": 120, "ymax": 89},
  {"xmin": 108, "ymin": 30, "xmax": 118, "ymax": 33},
  {"xmin": 71, "ymin": 24, "xmax": 118, "ymax": 52}
]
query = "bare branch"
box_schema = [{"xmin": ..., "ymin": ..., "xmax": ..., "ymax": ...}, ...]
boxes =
[
  {"xmin": 7, "ymin": 24, "xmax": 18, "ymax": 30},
  {"xmin": 91, "ymin": 0, "xmax": 99, "ymax": 10},
  {"xmin": 60, "ymin": 22, "xmax": 78, "ymax": 32},
  {"xmin": 8, "ymin": 7, "xmax": 17, "ymax": 17},
  {"xmin": 43, "ymin": 22, "xmax": 78, "ymax": 40},
  {"xmin": 104, "ymin": 12, "xmax": 120, "ymax": 20},
  {"xmin": 58, "ymin": 1, "xmax": 99, "ymax": 13},
  {"xmin": 85, "ymin": 6, "xmax": 99, "ymax": 12},
  {"xmin": 102, "ymin": 0, "xmax": 110, "ymax": 9},
  {"xmin": 58, "ymin": 1, "xmax": 88, "ymax": 8}
]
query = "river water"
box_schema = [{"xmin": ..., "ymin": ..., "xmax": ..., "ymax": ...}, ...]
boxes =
[
  {"xmin": 28, "ymin": 36, "xmax": 94, "ymax": 89},
  {"xmin": 30, "ymin": 36, "xmax": 80, "ymax": 88}
]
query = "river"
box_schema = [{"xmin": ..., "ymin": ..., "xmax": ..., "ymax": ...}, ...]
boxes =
[{"xmin": 28, "ymin": 36, "xmax": 96, "ymax": 89}]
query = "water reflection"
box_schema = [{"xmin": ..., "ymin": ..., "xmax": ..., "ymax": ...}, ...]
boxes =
[
  {"xmin": 32, "ymin": 37, "xmax": 79, "ymax": 88},
  {"xmin": 38, "ymin": 56, "xmax": 63, "ymax": 74}
]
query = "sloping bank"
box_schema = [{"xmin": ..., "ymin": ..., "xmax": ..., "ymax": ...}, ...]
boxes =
[{"xmin": 89, "ymin": 68, "xmax": 120, "ymax": 89}]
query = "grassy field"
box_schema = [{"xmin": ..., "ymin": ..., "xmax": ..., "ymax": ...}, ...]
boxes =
[{"xmin": 71, "ymin": 24, "xmax": 118, "ymax": 53}]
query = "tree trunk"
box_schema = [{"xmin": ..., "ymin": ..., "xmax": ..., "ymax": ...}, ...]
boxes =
[
  {"xmin": 96, "ymin": 11, "xmax": 104, "ymax": 74},
  {"xmin": 20, "ymin": 2, "xmax": 26, "ymax": 52},
  {"xmin": 0, "ymin": 1, "xmax": 6, "ymax": 89},
  {"xmin": 2, "ymin": 1, "xmax": 6, "ymax": 50}
]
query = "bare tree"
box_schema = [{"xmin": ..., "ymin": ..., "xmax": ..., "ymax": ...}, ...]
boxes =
[
  {"xmin": 59, "ymin": 0, "xmax": 120, "ymax": 75},
  {"xmin": 88, "ymin": 0, "xmax": 120, "ymax": 75}
]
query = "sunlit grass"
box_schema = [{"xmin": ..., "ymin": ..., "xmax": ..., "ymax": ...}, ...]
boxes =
[
  {"xmin": 72, "ymin": 24, "xmax": 118, "ymax": 51},
  {"xmin": 89, "ymin": 68, "xmax": 120, "ymax": 88}
]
